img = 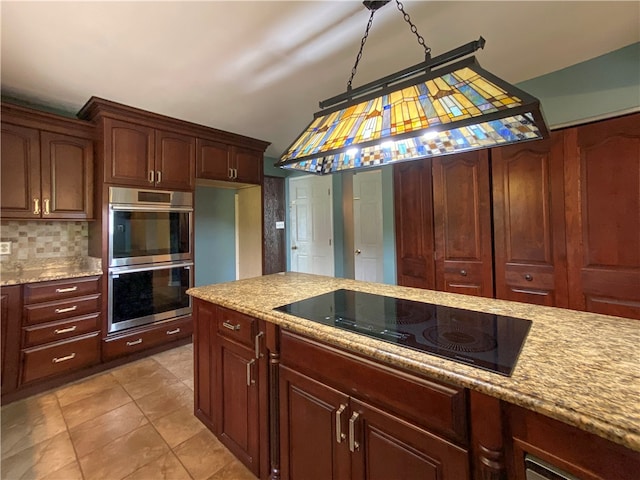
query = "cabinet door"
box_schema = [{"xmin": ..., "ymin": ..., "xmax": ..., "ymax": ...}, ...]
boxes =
[
  {"xmin": 565, "ymin": 113, "xmax": 640, "ymax": 319},
  {"xmin": 279, "ymin": 365, "xmax": 351, "ymax": 480},
  {"xmin": 492, "ymin": 132, "xmax": 568, "ymax": 307},
  {"xmin": 193, "ymin": 299, "xmax": 216, "ymax": 429},
  {"xmin": 1, "ymin": 285, "xmax": 22, "ymax": 396},
  {"xmin": 232, "ymin": 146, "xmax": 263, "ymax": 184},
  {"xmin": 433, "ymin": 151, "xmax": 494, "ymax": 297},
  {"xmin": 1, "ymin": 123, "xmax": 41, "ymax": 218},
  {"xmin": 393, "ymin": 158, "xmax": 436, "ymax": 289},
  {"xmin": 103, "ymin": 118, "xmax": 155, "ymax": 186},
  {"xmin": 350, "ymin": 398, "xmax": 470, "ymax": 480},
  {"xmin": 155, "ymin": 130, "xmax": 195, "ymax": 190},
  {"xmin": 215, "ymin": 335, "xmax": 261, "ymax": 476},
  {"xmin": 196, "ymin": 138, "xmax": 231, "ymax": 181},
  {"xmin": 40, "ymin": 132, "xmax": 94, "ymax": 220}
]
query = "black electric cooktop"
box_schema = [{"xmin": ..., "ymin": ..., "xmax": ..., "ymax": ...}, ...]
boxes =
[{"xmin": 274, "ymin": 289, "xmax": 532, "ymax": 376}]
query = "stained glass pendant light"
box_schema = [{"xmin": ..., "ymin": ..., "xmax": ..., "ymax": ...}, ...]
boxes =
[{"xmin": 276, "ymin": 0, "xmax": 549, "ymax": 175}]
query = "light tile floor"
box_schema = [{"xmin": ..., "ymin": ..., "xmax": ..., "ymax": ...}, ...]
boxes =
[{"xmin": 1, "ymin": 343, "xmax": 257, "ymax": 480}]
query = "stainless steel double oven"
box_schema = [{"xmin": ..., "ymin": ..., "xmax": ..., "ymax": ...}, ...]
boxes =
[{"xmin": 108, "ymin": 187, "xmax": 193, "ymax": 333}]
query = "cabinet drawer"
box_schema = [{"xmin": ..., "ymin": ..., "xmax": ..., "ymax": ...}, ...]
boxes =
[
  {"xmin": 23, "ymin": 313, "xmax": 101, "ymax": 347},
  {"xmin": 281, "ymin": 330, "xmax": 468, "ymax": 445},
  {"xmin": 24, "ymin": 276, "xmax": 101, "ymax": 304},
  {"xmin": 21, "ymin": 332, "xmax": 100, "ymax": 384},
  {"xmin": 217, "ymin": 306, "xmax": 255, "ymax": 347},
  {"xmin": 24, "ymin": 294, "xmax": 100, "ymax": 325},
  {"xmin": 102, "ymin": 316, "xmax": 192, "ymax": 361}
]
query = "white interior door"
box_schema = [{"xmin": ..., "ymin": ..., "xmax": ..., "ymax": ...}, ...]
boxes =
[
  {"xmin": 289, "ymin": 175, "xmax": 334, "ymax": 276},
  {"xmin": 353, "ymin": 170, "xmax": 383, "ymax": 282}
]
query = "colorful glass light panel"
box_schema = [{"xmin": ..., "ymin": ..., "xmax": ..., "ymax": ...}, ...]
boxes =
[
  {"xmin": 281, "ymin": 64, "xmax": 533, "ymax": 165},
  {"xmin": 280, "ymin": 113, "xmax": 543, "ymax": 174}
]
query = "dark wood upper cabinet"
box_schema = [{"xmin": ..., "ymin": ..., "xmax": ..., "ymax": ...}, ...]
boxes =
[
  {"xmin": 432, "ymin": 151, "xmax": 494, "ymax": 298},
  {"xmin": 393, "ymin": 159, "xmax": 436, "ymax": 289},
  {"xmin": 1, "ymin": 123, "xmax": 41, "ymax": 219},
  {"xmin": 492, "ymin": 131, "xmax": 568, "ymax": 307},
  {"xmin": 103, "ymin": 118, "xmax": 194, "ymax": 190},
  {"xmin": 103, "ymin": 118, "xmax": 154, "ymax": 187},
  {"xmin": 564, "ymin": 113, "xmax": 640, "ymax": 319},
  {"xmin": 196, "ymin": 140, "xmax": 263, "ymax": 185},
  {"xmin": 1, "ymin": 104, "xmax": 94, "ymax": 220}
]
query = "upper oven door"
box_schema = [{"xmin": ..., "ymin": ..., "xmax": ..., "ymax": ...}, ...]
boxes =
[{"xmin": 108, "ymin": 188, "xmax": 193, "ymax": 267}]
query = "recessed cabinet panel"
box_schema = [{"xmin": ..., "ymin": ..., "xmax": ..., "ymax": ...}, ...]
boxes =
[
  {"xmin": 232, "ymin": 146, "xmax": 263, "ymax": 184},
  {"xmin": 492, "ymin": 132, "xmax": 568, "ymax": 307},
  {"xmin": 41, "ymin": 132, "xmax": 94, "ymax": 219},
  {"xmin": 433, "ymin": 151, "xmax": 493, "ymax": 298},
  {"xmin": 196, "ymin": 139, "xmax": 231, "ymax": 180},
  {"xmin": 1, "ymin": 123, "xmax": 41, "ymax": 218},
  {"xmin": 393, "ymin": 159, "xmax": 435, "ymax": 289},
  {"xmin": 104, "ymin": 118, "xmax": 155, "ymax": 186},
  {"xmin": 566, "ymin": 113, "xmax": 640, "ymax": 319},
  {"xmin": 155, "ymin": 130, "xmax": 195, "ymax": 190}
]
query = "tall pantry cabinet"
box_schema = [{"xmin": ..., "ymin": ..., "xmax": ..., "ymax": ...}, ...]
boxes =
[{"xmin": 394, "ymin": 112, "xmax": 639, "ymax": 320}]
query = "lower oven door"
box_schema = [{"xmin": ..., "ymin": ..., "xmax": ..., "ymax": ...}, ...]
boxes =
[{"xmin": 108, "ymin": 261, "xmax": 193, "ymax": 334}]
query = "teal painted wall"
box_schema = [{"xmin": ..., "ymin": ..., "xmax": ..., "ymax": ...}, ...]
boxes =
[
  {"xmin": 516, "ymin": 42, "xmax": 640, "ymax": 127},
  {"xmin": 194, "ymin": 186, "xmax": 236, "ymax": 286}
]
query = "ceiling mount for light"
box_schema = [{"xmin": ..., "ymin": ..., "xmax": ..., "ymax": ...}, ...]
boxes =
[{"xmin": 276, "ymin": 0, "xmax": 549, "ymax": 175}]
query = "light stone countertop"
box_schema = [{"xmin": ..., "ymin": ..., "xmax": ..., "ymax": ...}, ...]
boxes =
[
  {"xmin": 188, "ymin": 271, "xmax": 640, "ymax": 452},
  {"xmin": 0, "ymin": 257, "xmax": 102, "ymax": 286}
]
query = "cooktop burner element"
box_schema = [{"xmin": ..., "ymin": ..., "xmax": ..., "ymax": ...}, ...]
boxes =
[{"xmin": 274, "ymin": 289, "xmax": 531, "ymax": 376}]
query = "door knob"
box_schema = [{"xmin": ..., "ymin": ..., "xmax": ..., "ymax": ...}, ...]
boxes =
[
  {"xmin": 291, "ymin": 245, "xmax": 298, "ymax": 250},
  {"xmin": 355, "ymin": 249, "xmax": 362, "ymax": 255}
]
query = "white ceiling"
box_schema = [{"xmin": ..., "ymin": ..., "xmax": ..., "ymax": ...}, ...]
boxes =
[{"xmin": 2, "ymin": 1, "xmax": 639, "ymax": 158}]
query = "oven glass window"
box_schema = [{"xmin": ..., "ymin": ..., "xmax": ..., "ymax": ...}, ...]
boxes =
[
  {"xmin": 111, "ymin": 266, "xmax": 190, "ymax": 330},
  {"xmin": 112, "ymin": 211, "xmax": 189, "ymax": 259}
]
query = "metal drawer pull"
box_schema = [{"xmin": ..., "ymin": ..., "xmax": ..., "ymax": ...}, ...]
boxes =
[
  {"xmin": 126, "ymin": 338, "xmax": 143, "ymax": 346},
  {"xmin": 254, "ymin": 331, "xmax": 264, "ymax": 359},
  {"xmin": 149, "ymin": 170, "xmax": 155, "ymax": 183},
  {"xmin": 222, "ymin": 321, "xmax": 240, "ymax": 331},
  {"xmin": 460, "ymin": 269, "xmax": 467, "ymax": 277},
  {"xmin": 55, "ymin": 306, "xmax": 77, "ymax": 314},
  {"xmin": 52, "ymin": 353, "xmax": 76, "ymax": 363},
  {"xmin": 54, "ymin": 325, "xmax": 77, "ymax": 334},
  {"xmin": 43, "ymin": 199, "xmax": 51, "ymax": 215},
  {"xmin": 166, "ymin": 328, "xmax": 181, "ymax": 335},
  {"xmin": 524, "ymin": 274, "xmax": 533, "ymax": 281},
  {"xmin": 335, "ymin": 404, "xmax": 347, "ymax": 443},
  {"xmin": 246, "ymin": 359, "xmax": 255, "ymax": 386},
  {"xmin": 33, "ymin": 198, "xmax": 41, "ymax": 215},
  {"xmin": 55, "ymin": 286, "xmax": 78, "ymax": 293},
  {"xmin": 156, "ymin": 171, "xmax": 162, "ymax": 184},
  {"xmin": 349, "ymin": 411, "xmax": 360, "ymax": 452}
]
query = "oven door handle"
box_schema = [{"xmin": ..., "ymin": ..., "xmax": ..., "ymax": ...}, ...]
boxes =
[
  {"xmin": 110, "ymin": 262, "xmax": 193, "ymax": 275},
  {"xmin": 110, "ymin": 205, "xmax": 193, "ymax": 213}
]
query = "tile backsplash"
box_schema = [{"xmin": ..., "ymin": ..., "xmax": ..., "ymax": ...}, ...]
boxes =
[{"xmin": 0, "ymin": 221, "xmax": 88, "ymax": 265}]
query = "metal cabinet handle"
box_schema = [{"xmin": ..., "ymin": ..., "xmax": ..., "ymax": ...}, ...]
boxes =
[
  {"xmin": 54, "ymin": 325, "xmax": 77, "ymax": 335},
  {"xmin": 460, "ymin": 269, "xmax": 468, "ymax": 277},
  {"xmin": 246, "ymin": 359, "xmax": 255, "ymax": 386},
  {"xmin": 126, "ymin": 338, "xmax": 143, "ymax": 346},
  {"xmin": 166, "ymin": 328, "xmax": 181, "ymax": 335},
  {"xmin": 234, "ymin": 168, "xmax": 238, "ymax": 179},
  {"xmin": 335, "ymin": 404, "xmax": 347, "ymax": 444},
  {"xmin": 254, "ymin": 331, "xmax": 264, "ymax": 359},
  {"xmin": 55, "ymin": 286, "xmax": 78, "ymax": 293},
  {"xmin": 149, "ymin": 170, "xmax": 155, "ymax": 183},
  {"xmin": 55, "ymin": 305, "xmax": 77, "ymax": 314},
  {"xmin": 43, "ymin": 199, "xmax": 51, "ymax": 215},
  {"xmin": 52, "ymin": 353, "xmax": 76, "ymax": 363},
  {"xmin": 228, "ymin": 167, "xmax": 233, "ymax": 179},
  {"xmin": 348, "ymin": 411, "xmax": 360, "ymax": 452},
  {"xmin": 156, "ymin": 170, "xmax": 162, "ymax": 184},
  {"xmin": 222, "ymin": 321, "xmax": 240, "ymax": 331},
  {"xmin": 33, "ymin": 198, "xmax": 41, "ymax": 215},
  {"xmin": 524, "ymin": 274, "xmax": 533, "ymax": 281}
]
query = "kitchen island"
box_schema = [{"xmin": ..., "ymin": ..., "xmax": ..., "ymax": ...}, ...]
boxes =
[{"xmin": 188, "ymin": 272, "xmax": 640, "ymax": 480}]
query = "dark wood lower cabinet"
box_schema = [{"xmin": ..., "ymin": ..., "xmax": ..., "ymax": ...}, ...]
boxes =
[
  {"xmin": 1, "ymin": 285, "xmax": 22, "ymax": 396},
  {"xmin": 279, "ymin": 330, "xmax": 470, "ymax": 480}
]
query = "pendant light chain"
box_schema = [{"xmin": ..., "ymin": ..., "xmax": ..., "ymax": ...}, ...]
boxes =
[
  {"xmin": 347, "ymin": 9, "xmax": 377, "ymax": 91},
  {"xmin": 395, "ymin": 0, "xmax": 431, "ymax": 57}
]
